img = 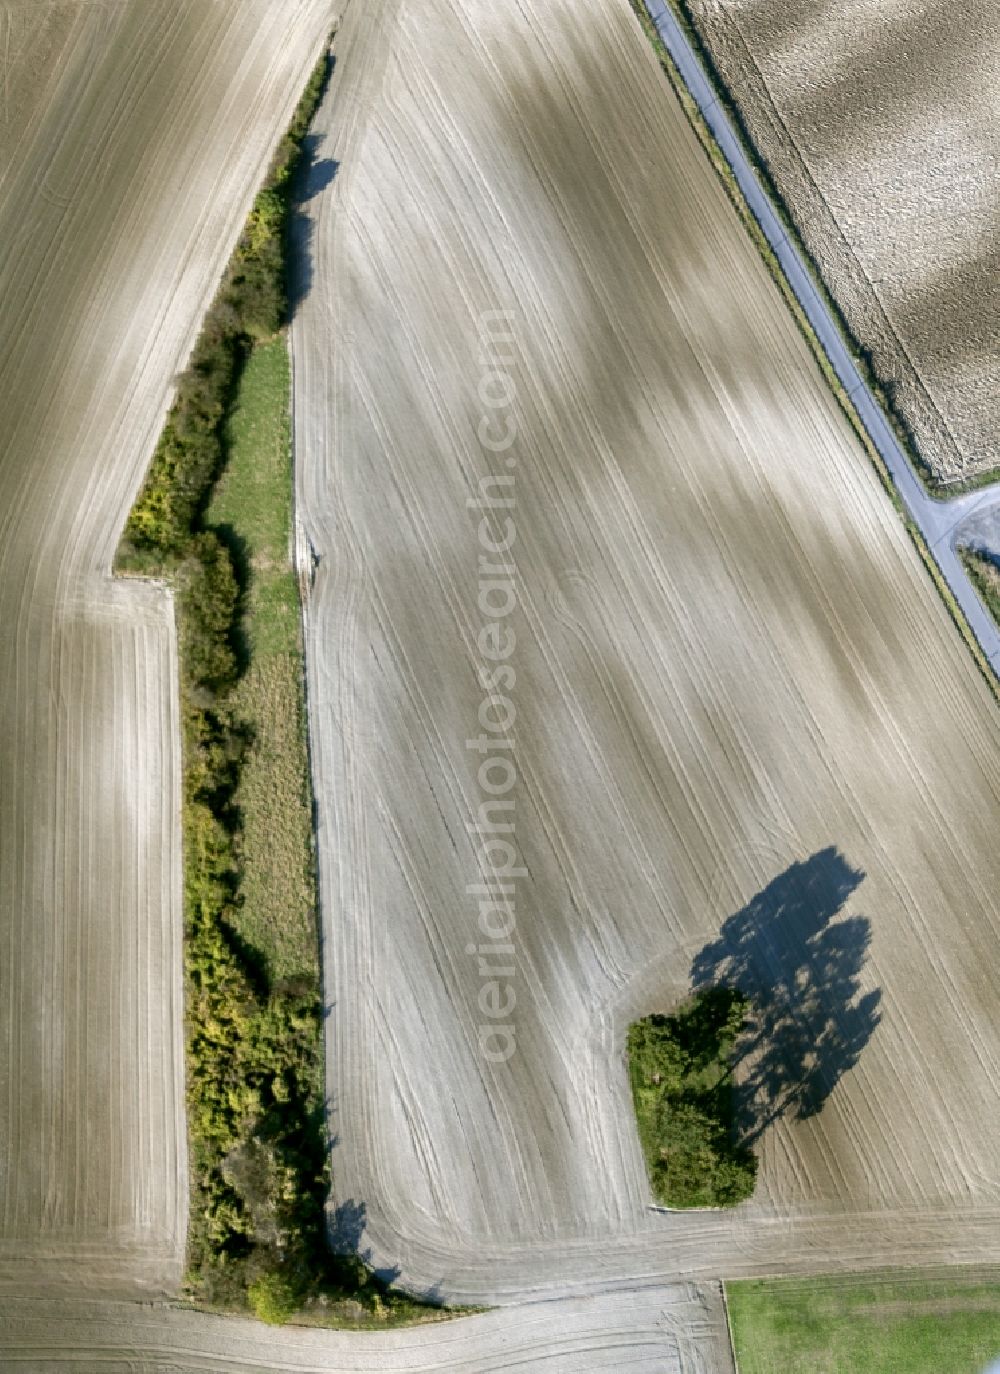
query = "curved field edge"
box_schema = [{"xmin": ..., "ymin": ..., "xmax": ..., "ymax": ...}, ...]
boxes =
[
  {"xmin": 0, "ymin": 1286, "xmax": 734, "ymax": 1371},
  {"xmin": 115, "ymin": 42, "xmax": 446, "ymax": 1329},
  {"xmin": 631, "ymin": 0, "xmax": 999, "ymax": 699}
]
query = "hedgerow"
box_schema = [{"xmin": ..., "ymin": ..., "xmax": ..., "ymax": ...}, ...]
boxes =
[{"xmin": 117, "ymin": 46, "xmax": 438, "ymax": 1326}]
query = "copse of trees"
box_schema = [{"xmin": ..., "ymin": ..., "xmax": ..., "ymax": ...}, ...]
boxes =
[{"xmin": 627, "ymin": 987, "xmax": 757, "ymax": 1209}]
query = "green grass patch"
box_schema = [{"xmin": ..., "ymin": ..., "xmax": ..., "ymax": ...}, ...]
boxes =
[
  {"xmin": 208, "ymin": 339, "xmax": 297, "ymax": 647},
  {"xmin": 230, "ymin": 645, "xmax": 316, "ymax": 987},
  {"xmin": 627, "ymin": 988, "xmax": 756, "ymax": 1208},
  {"xmin": 205, "ymin": 343, "xmax": 315, "ymax": 987},
  {"xmin": 115, "ymin": 42, "xmax": 450, "ymax": 1329},
  {"xmin": 727, "ymin": 1270, "xmax": 1000, "ymax": 1373}
]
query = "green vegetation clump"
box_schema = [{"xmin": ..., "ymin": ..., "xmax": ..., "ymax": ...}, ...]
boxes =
[
  {"xmin": 727, "ymin": 1269, "xmax": 1000, "ymax": 1373},
  {"xmin": 962, "ymin": 549, "xmax": 1000, "ymax": 626},
  {"xmin": 116, "ymin": 48, "xmax": 443, "ymax": 1329},
  {"xmin": 627, "ymin": 988, "xmax": 756, "ymax": 1208},
  {"xmin": 248, "ymin": 1269, "xmax": 304, "ymax": 1327}
]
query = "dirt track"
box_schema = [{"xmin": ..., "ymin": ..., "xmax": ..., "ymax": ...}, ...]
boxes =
[
  {"xmin": 0, "ymin": 1286, "xmax": 733, "ymax": 1372},
  {"xmin": 293, "ymin": 0, "xmax": 1000, "ymax": 1305},
  {"xmin": 0, "ymin": 0, "xmax": 335, "ymax": 1296},
  {"xmin": 682, "ymin": 0, "xmax": 1000, "ymax": 485}
]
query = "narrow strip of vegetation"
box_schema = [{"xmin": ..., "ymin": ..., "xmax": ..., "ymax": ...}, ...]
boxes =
[
  {"xmin": 117, "ymin": 45, "xmax": 444, "ymax": 1328},
  {"xmin": 961, "ymin": 549, "xmax": 1000, "ymax": 628},
  {"xmin": 727, "ymin": 1269, "xmax": 1000, "ymax": 1373},
  {"xmin": 628, "ymin": 0, "xmax": 1000, "ymax": 699},
  {"xmin": 627, "ymin": 988, "xmax": 756, "ymax": 1208}
]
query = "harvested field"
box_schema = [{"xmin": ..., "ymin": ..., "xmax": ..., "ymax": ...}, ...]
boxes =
[
  {"xmin": 680, "ymin": 0, "xmax": 1000, "ymax": 486},
  {"xmin": 0, "ymin": 0, "xmax": 335, "ymax": 1296},
  {"xmin": 293, "ymin": 0, "xmax": 1000, "ymax": 1304}
]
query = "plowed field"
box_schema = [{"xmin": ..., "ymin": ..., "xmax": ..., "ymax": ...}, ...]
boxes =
[
  {"xmin": 292, "ymin": 0, "xmax": 1000, "ymax": 1303},
  {"xmin": 0, "ymin": 0, "xmax": 334, "ymax": 1296}
]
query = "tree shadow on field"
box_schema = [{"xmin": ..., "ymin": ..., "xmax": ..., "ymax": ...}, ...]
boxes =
[
  {"xmin": 328, "ymin": 1197, "xmax": 405, "ymax": 1290},
  {"xmin": 287, "ymin": 129, "xmax": 340, "ymax": 321},
  {"xmin": 329, "ymin": 1197, "xmax": 368, "ymax": 1255},
  {"xmin": 691, "ymin": 847, "xmax": 881, "ymax": 1145}
]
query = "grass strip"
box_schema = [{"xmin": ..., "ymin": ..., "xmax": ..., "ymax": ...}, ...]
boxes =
[
  {"xmin": 627, "ymin": 989, "xmax": 756, "ymax": 1209},
  {"xmin": 629, "ymin": 0, "xmax": 999, "ymax": 701},
  {"xmin": 204, "ymin": 339, "xmax": 318, "ymax": 987},
  {"xmin": 117, "ymin": 42, "xmax": 448, "ymax": 1328},
  {"xmin": 727, "ymin": 1269, "xmax": 1000, "ymax": 1373}
]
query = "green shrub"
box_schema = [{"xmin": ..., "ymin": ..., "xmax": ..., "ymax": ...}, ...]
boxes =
[
  {"xmin": 177, "ymin": 534, "xmax": 239, "ymax": 691},
  {"xmin": 962, "ymin": 549, "xmax": 1000, "ymax": 626},
  {"xmin": 248, "ymin": 1269, "xmax": 302, "ymax": 1326}
]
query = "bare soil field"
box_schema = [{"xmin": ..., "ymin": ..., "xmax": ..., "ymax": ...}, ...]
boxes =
[
  {"xmin": 0, "ymin": 1285, "xmax": 733, "ymax": 1372},
  {"xmin": 293, "ymin": 0, "xmax": 1000, "ymax": 1304},
  {"xmin": 681, "ymin": 0, "xmax": 1000, "ymax": 486},
  {"xmin": 0, "ymin": 0, "xmax": 334, "ymax": 1296}
]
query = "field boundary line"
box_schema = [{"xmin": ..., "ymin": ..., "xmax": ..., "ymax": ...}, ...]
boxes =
[{"xmin": 720, "ymin": 1280, "xmax": 740, "ymax": 1374}]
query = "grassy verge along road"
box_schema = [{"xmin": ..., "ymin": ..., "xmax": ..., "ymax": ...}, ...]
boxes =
[
  {"xmin": 628, "ymin": 991, "xmax": 756, "ymax": 1209},
  {"xmin": 728, "ymin": 1270, "xmax": 1000, "ymax": 1372},
  {"xmin": 962, "ymin": 552, "xmax": 1000, "ymax": 633}
]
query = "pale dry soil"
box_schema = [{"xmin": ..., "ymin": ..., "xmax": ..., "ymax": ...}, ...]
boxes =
[
  {"xmin": 0, "ymin": 1285, "xmax": 732, "ymax": 1371},
  {"xmin": 0, "ymin": 0, "xmax": 335, "ymax": 1297},
  {"xmin": 292, "ymin": 0, "xmax": 1000, "ymax": 1305},
  {"xmin": 684, "ymin": 0, "xmax": 1000, "ymax": 485}
]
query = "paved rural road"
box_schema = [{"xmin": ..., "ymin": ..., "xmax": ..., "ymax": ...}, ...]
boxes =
[{"xmin": 644, "ymin": 0, "xmax": 1000, "ymax": 676}]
